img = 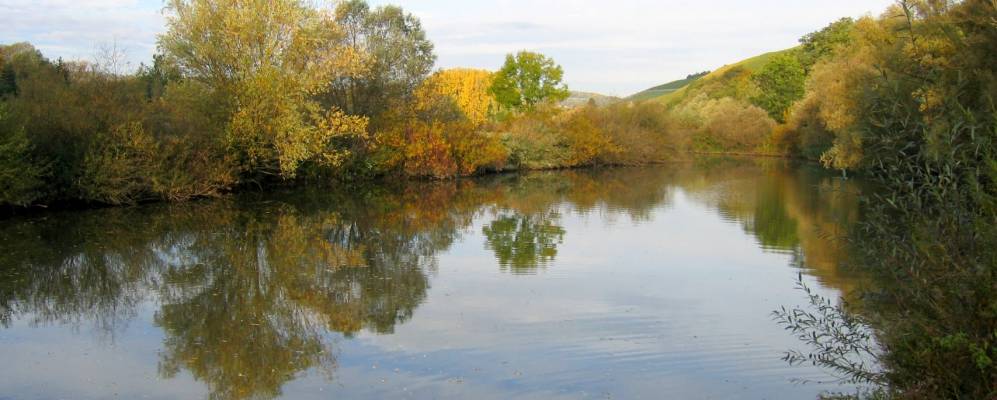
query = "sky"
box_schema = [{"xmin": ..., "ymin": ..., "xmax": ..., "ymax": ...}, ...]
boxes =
[{"xmin": 0, "ymin": 0, "xmax": 895, "ymax": 96}]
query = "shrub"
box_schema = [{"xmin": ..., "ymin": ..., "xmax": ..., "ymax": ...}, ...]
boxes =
[
  {"xmin": 703, "ymin": 98, "xmax": 775, "ymax": 151},
  {"xmin": 79, "ymin": 122, "xmax": 159, "ymax": 205},
  {"xmin": 0, "ymin": 109, "xmax": 48, "ymax": 206}
]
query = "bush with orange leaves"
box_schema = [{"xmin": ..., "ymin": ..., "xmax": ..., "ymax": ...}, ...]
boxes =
[{"xmin": 372, "ymin": 86, "xmax": 506, "ymax": 178}]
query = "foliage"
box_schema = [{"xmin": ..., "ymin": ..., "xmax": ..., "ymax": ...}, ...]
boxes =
[
  {"xmin": 593, "ymin": 101, "xmax": 685, "ymax": 164},
  {"xmin": 416, "ymin": 68, "xmax": 498, "ymax": 127},
  {"xmin": 0, "ymin": 62, "xmax": 15, "ymax": 97},
  {"xmin": 751, "ymin": 53, "xmax": 806, "ymax": 123},
  {"xmin": 774, "ymin": 274, "xmax": 884, "ymax": 386},
  {"xmin": 490, "ymin": 51, "xmax": 570, "ymax": 112},
  {"xmin": 797, "ymin": 18, "xmax": 856, "ymax": 73},
  {"xmin": 0, "ymin": 105, "xmax": 47, "ymax": 206},
  {"xmin": 328, "ymin": 0, "xmax": 436, "ymax": 120},
  {"xmin": 496, "ymin": 108, "xmax": 573, "ymax": 170},
  {"xmin": 483, "ymin": 211, "xmax": 565, "ymax": 274},
  {"xmin": 159, "ymin": 0, "xmax": 369, "ymax": 179},
  {"xmin": 683, "ymin": 66, "xmax": 758, "ymax": 103},
  {"xmin": 79, "ymin": 122, "xmax": 160, "ymax": 205},
  {"xmin": 777, "ymin": 2, "xmax": 997, "ymax": 398},
  {"xmin": 375, "ymin": 116, "xmax": 506, "ymax": 178},
  {"xmin": 672, "ymin": 94, "xmax": 775, "ymax": 152}
]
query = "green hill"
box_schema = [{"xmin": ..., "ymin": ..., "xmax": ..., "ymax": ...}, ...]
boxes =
[
  {"xmin": 631, "ymin": 48, "xmax": 797, "ymax": 104},
  {"xmin": 627, "ymin": 72, "xmax": 708, "ymax": 102}
]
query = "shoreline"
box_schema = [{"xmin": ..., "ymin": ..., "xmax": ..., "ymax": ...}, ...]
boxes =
[{"xmin": 0, "ymin": 153, "xmax": 813, "ymax": 219}]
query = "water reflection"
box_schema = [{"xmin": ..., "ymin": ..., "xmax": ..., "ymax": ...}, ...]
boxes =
[
  {"xmin": 0, "ymin": 158, "xmax": 865, "ymax": 399},
  {"xmin": 483, "ymin": 211, "xmax": 565, "ymax": 274}
]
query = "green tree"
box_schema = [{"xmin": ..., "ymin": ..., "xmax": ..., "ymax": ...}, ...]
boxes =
[
  {"xmin": 797, "ymin": 17, "xmax": 855, "ymax": 73},
  {"xmin": 489, "ymin": 51, "xmax": 570, "ymax": 111},
  {"xmin": 0, "ymin": 63, "xmax": 15, "ymax": 97},
  {"xmin": 0, "ymin": 105, "xmax": 48, "ymax": 206},
  {"xmin": 750, "ymin": 54, "xmax": 806, "ymax": 123},
  {"xmin": 137, "ymin": 54, "xmax": 180, "ymax": 100},
  {"xmin": 328, "ymin": 0, "xmax": 436, "ymax": 120},
  {"xmin": 483, "ymin": 212, "xmax": 565, "ymax": 274}
]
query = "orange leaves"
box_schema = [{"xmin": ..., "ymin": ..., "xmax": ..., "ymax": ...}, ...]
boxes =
[
  {"xmin": 378, "ymin": 117, "xmax": 506, "ymax": 178},
  {"xmin": 371, "ymin": 67, "xmax": 507, "ymax": 178},
  {"xmin": 401, "ymin": 121, "xmax": 456, "ymax": 178}
]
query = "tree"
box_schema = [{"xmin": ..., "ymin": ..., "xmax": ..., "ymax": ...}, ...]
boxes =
[
  {"xmin": 0, "ymin": 63, "xmax": 15, "ymax": 97},
  {"xmin": 483, "ymin": 211, "xmax": 565, "ymax": 274},
  {"xmin": 797, "ymin": 17, "xmax": 855, "ymax": 73},
  {"xmin": 0, "ymin": 105, "xmax": 48, "ymax": 206},
  {"xmin": 328, "ymin": 0, "xmax": 436, "ymax": 120},
  {"xmin": 416, "ymin": 68, "xmax": 497, "ymax": 126},
  {"xmin": 489, "ymin": 51, "xmax": 570, "ymax": 111},
  {"xmin": 159, "ymin": 0, "xmax": 368, "ymax": 179},
  {"xmin": 137, "ymin": 54, "xmax": 180, "ymax": 100},
  {"xmin": 750, "ymin": 54, "xmax": 806, "ymax": 123}
]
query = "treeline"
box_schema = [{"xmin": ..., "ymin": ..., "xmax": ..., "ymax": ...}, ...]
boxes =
[{"xmin": 0, "ymin": 0, "xmax": 682, "ymax": 209}]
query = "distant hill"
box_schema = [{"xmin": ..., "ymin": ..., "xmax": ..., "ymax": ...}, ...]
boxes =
[
  {"xmin": 561, "ymin": 91, "xmax": 621, "ymax": 108},
  {"xmin": 630, "ymin": 48, "xmax": 797, "ymax": 104},
  {"xmin": 627, "ymin": 71, "xmax": 708, "ymax": 102}
]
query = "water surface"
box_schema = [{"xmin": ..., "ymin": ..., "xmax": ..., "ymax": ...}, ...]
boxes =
[{"xmin": 0, "ymin": 159, "xmax": 864, "ymax": 399}]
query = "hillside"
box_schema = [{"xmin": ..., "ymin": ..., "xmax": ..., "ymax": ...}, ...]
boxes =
[
  {"xmin": 627, "ymin": 72, "xmax": 708, "ymax": 102},
  {"xmin": 631, "ymin": 48, "xmax": 796, "ymax": 104},
  {"xmin": 561, "ymin": 91, "xmax": 622, "ymax": 108}
]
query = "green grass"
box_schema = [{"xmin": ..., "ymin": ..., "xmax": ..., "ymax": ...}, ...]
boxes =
[
  {"xmin": 627, "ymin": 75, "xmax": 704, "ymax": 102},
  {"xmin": 631, "ymin": 47, "xmax": 799, "ymax": 104}
]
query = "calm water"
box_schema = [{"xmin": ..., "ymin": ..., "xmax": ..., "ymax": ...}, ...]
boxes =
[{"xmin": 0, "ymin": 159, "xmax": 866, "ymax": 399}]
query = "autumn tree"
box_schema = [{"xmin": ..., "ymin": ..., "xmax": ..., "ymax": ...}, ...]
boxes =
[
  {"xmin": 373, "ymin": 76, "xmax": 506, "ymax": 178},
  {"xmin": 490, "ymin": 51, "xmax": 570, "ymax": 112},
  {"xmin": 328, "ymin": 0, "xmax": 436, "ymax": 120},
  {"xmin": 416, "ymin": 68, "xmax": 498, "ymax": 127},
  {"xmin": 159, "ymin": 0, "xmax": 368, "ymax": 179}
]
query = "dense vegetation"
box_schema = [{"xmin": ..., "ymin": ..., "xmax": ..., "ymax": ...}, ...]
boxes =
[
  {"xmin": 1, "ymin": 1, "xmax": 995, "ymax": 396},
  {"xmin": 0, "ymin": 0, "xmax": 683, "ymax": 209},
  {"xmin": 758, "ymin": 2, "xmax": 996, "ymax": 399}
]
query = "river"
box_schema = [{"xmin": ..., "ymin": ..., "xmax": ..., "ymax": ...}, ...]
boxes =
[{"xmin": 0, "ymin": 158, "xmax": 868, "ymax": 399}]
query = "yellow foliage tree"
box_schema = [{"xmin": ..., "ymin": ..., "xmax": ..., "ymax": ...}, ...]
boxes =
[
  {"xmin": 159, "ymin": 0, "xmax": 369, "ymax": 178},
  {"xmin": 416, "ymin": 68, "xmax": 498, "ymax": 127},
  {"xmin": 792, "ymin": 16, "xmax": 882, "ymax": 171}
]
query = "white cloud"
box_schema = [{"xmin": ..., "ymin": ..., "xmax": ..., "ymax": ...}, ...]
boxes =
[
  {"xmin": 2, "ymin": 0, "xmax": 894, "ymax": 95},
  {"xmin": 0, "ymin": 0, "xmax": 164, "ymax": 69}
]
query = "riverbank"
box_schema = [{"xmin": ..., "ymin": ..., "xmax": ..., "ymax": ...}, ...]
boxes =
[{"xmin": 1, "ymin": 153, "xmax": 815, "ymax": 219}]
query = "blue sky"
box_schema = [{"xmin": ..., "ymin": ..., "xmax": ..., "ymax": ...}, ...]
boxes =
[{"xmin": 1, "ymin": 0, "xmax": 894, "ymax": 96}]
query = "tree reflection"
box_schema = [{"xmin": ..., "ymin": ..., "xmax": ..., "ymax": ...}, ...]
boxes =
[
  {"xmin": 678, "ymin": 159, "xmax": 862, "ymax": 293},
  {"xmin": 0, "ymin": 159, "xmax": 868, "ymax": 399},
  {"xmin": 0, "ymin": 184, "xmax": 466, "ymax": 399},
  {"xmin": 483, "ymin": 211, "xmax": 565, "ymax": 274}
]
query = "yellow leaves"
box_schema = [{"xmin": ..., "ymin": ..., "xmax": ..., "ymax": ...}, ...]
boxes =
[
  {"xmin": 163, "ymin": 0, "xmax": 371, "ymax": 179},
  {"xmin": 416, "ymin": 68, "xmax": 497, "ymax": 127},
  {"xmin": 375, "ymin": 115, "xmax": 506, "ymax": 178},
  {"xmin": 559, "ymin": 110, "xmax": 616, "ymax": 166},
  {"xmin": 369, "ymin": 68, "xmax": 506, "ymax": 178},
  {"xmin": 820, "ymin": 133, "xmax": 864, "ymax": 172}
]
